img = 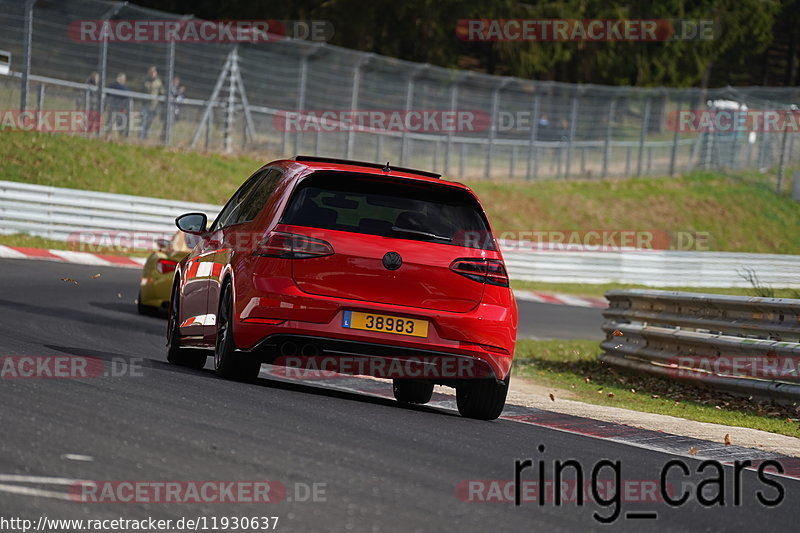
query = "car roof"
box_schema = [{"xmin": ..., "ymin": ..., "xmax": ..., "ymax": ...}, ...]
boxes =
[{"xmin": 270, "ymin": 156, "xmax": 471, "ymax": 191}]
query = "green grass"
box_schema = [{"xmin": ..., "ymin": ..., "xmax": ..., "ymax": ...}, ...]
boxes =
[
  {"xmin": 469, "ymin": 169, "xmax": 800, "ymax": 254},
  {"xmin": 513, "ymin": 339, "xmax": 800, "ymax": 438},
  {"xmin": 2, "ymin": 130, "xmax": 800, "ymax": 254},
  {"xmin": 0, "ymin": 130, "xmax": 266, "ymax": 204},
  {"xmin": 511, "ymin": 280, "xmax": 800, "ymax": 299}
]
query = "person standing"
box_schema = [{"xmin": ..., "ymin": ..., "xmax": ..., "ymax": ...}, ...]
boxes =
[
  {"xmin": 168, "ymin": 76, "xmax": 186, "ymax": 122},
  {"xmin": 140, "ymin": 66, "xmax": 163, "ymax": 139},
  {"xmin": 83, "ymin": 72, "xmax": 100, "ymax": 133},
  {"xmin": 107, "ymin": 73, "xmax": 130, "ymax": 137}
]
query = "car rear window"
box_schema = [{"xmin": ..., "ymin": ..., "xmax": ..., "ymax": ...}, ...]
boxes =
[{"xmin": 280, "ymin": 172, "xmax": 496, "ymax": 250}]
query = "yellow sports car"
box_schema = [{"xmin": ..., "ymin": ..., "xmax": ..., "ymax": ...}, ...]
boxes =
[{"xmin": 137, "ymin": 231, "xmax": 196, "ymax": 316}]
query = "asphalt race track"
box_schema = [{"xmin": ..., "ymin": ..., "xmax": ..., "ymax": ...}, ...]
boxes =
[
  {"xmin": 516, "ymin": 300, "xmax": 604, "ymax": 340},
  {"xmin": 0, "ymin": 258, "xmax": 797, "ymax": 532}
]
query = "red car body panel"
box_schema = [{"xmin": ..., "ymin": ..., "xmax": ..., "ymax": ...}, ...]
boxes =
[{"xmin": 173, "ymin": 158, "xmax": 518, "ymax": 381}]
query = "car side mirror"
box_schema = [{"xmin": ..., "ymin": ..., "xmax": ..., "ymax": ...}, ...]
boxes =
[{"xmin": 175, "ymin": 212, "xmax": 208, "ymax": 235}]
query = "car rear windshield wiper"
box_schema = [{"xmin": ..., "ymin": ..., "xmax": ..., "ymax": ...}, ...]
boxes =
[{"xmin": 390, "ymin": 225, "xmax": 452, "ymax": 242}]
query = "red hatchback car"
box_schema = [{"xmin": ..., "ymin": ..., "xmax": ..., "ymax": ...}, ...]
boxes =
[{"xmin": 167, "ymin": 156, "xmax": 518, "ymax": 419}]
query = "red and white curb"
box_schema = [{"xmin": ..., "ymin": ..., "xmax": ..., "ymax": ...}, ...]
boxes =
[
  {"xmin": 0, "ymin": 245, "xmax": 146, "ymax": 269},
  {"xmin": 513, "ymin": 289, "xmax": 607, "ymax": 308}
]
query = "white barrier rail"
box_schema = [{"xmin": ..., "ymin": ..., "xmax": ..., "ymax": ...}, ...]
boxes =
[
  {"xmin": 0, "ymin": 180, "xmax": 220, "ymax": 245},
  {"xmin": 1, "ymin": 180, "xmax": 799, "ymax": 287},
  {"xmin": 502, "ymin": 247, "xmax": 800, "ymax": 288}
]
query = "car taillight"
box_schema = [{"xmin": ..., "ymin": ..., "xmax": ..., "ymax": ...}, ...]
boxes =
[
  {"xmin": 156, "ymin": 259, "xmax": 178, "ymax": 274},
  {"xmin": 254, "ymin": 231, "xmax": 334, "ymax": 259},
  {"xmin": 449, "ymin": 258, "xmax": 509, "ymax": 287}
]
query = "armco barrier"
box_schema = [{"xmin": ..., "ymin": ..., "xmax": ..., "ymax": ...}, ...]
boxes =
[
  {"xmin": 601, "ymin": 289, "xmax": 800, "ymax": 401},
  {"xmin": 0, "ymin": 180, "xmax": 220, "ymax": 246},
  {"xmin": 1, "ymin": 180, "xmax": 800, "ymax": 288}
]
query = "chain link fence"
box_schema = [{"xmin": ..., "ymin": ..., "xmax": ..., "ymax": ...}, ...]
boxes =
[{"xmin": 1, "ymin": 0, "xmax": 799, "ymax": 182}]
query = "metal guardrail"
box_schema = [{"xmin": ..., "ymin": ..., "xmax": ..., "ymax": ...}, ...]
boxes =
[
  {"xmin": 2, "ymin": 180, "xmax": 800, "ymax": 288},
  {"xmin": 601, "ymin": 289, "xmax": 800, "ymax": 402},
  {"xmin": 0, "ymin": 180, "xmax": 219, "ymax": 246}
]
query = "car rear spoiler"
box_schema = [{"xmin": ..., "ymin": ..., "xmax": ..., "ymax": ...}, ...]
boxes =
[{"xmin": 293, "ymin": 155, "xmax": 442, "ymax": 180}]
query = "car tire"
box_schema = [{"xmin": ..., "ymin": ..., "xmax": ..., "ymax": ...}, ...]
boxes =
[
  {"xmin": 456, "ymin": 372, "xmax": 510, "ymax": 420},
  {"xmin": 214, "ymin": 282, "xmax": 261, "ymax": 382},
  {"xmin": 392, "ymin": 379, "xmax": 434, "ymax": 404},
  {"xmin": 166, "ymin": 282, "xmax": 207, "ymax": 369}
]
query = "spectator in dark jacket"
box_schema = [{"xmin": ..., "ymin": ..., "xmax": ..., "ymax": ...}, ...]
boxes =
[{"xmin": 107, "ymin": 73, "xmax": 130, "ymax": 136}]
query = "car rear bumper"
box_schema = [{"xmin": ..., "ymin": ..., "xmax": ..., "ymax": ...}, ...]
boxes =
[
  {"xmin": 140, "ymin": 272, "xmax": 173, "ymax": 308},
  {"xmin": 247, "ymin": 332, "xmax": 506, "ymax": 382},
  {"xmin": 234, "ymin": 298, "xmax": 515, "ymax": 382}
]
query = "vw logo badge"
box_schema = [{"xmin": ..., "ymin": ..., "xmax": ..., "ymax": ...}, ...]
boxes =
[{"xmin": 382, "ymin": 251, "xmax": 402, "ymax": 271}]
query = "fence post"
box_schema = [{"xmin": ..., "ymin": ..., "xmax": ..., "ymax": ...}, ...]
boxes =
[
  {"xmin": 484, "ymin": 78, "xmax": 511, "ymax": 180},
  {"xmin": 205, "ymin": 110, "xmax": 211, "ymax": 150},
  {"xmin": 224, "ymin": 46, "xmax": 239, "ymax": 153},
  {"xmin": 778, "ymin": 116, "xmax": 791, "ymax": 194},
  {"xmin": 20, "ymin": 0, "xmax": 35, "ymax": 113},
  {"xmin": 83, "ymin": 90, "xmax": 91, "ymax": 135},
  {"xmin": 163, "ymin": 37, "xmax": 176, "ymax": 145},
  {"xmin": 400, "ymin": 64, "xmax": 428, "ymax": 167},
  {"xmin": 669, "ymin": 97, "xmax": 681, "ymax": 176},
  {"xmin": 292, "ymin": 44, "xmax": 322, "ymax": 155},
  {"xmin": 526, "ymin": 93, "xmax": 540, "ymax": 180},
  {"xmin": 444, "ymin": 72, "xmax": 469, "ymax": 176},
  {"xmin": 346, "ymin": 53, "xmax": 372, "ymax": 160},
  {"xmin": 602, "ymin": 99, "xmax": 615, "ymax": 178},
  {"xmin": 95, "ymin": 2, "xmax": 127, "ymax": 138},
  {"xmin": 705, "ymin": 130, "xmax": 714, "ymax": 169},
  {"xmin": 565, "ymin": 92, "xmax": 579, "ymax": 178},
  {"xmin": 294, "ymin": 53, "xmax": 308, "ymax": 155},
  {"xmin": 444, "ymin": 83, "xmax": 458, "ymax": 175},
  {"xmin": 35, "ymin": 83, "xmax": 44, "ymax": 128},
  {"xmin": 125, "ymin": 97, "xmax": 133, "ymax": 138},
  {"xmin": 636, "ymin": 97, "xmax": 651, "ymax": 176}
]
